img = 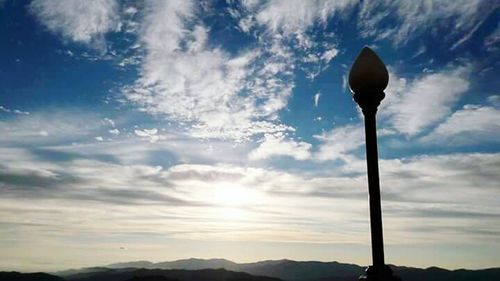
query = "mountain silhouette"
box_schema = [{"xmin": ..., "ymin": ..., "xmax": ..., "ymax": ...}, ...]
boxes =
[
  {"xmin": 53, "ymin": 258, "xmax": 500, "ymax": 281},
  {"xmin": 0, "ymin": 272, "xmax": 65, "ymax": 281},
  {"xmin": 63, "ymin": 268, "xmax": 282, "ymax": 281},
  {"xmin": 126, "ymin": 276, "xmax": 178, "ymax": 281},
  {"xmin": 100, "ymin": 259, "xmax": 373, "ymax": 280}
]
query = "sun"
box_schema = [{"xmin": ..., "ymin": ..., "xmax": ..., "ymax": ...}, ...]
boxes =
[{"xmin": 212, "ymin": 183, "xmax": 257, "ymax": 208}]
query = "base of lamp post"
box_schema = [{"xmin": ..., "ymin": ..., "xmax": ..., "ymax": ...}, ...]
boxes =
[{"xmin": 359, "ymin": 265, "xmax": 401, "ymax": 281}]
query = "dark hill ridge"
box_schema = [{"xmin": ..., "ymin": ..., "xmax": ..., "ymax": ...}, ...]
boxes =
[
  {"xmin": 102, "ymin": 258, "xmax": 500, "ymax": 281},
  {"xmin": 126, "ymin": 276, "xmax": 177, "ymax": 281},
  {"xmin": 0, "ymin": 272, "xmax": 65, "ymax": 281},
  {"xmin": 65, "ymin": 268, "xmax": 283, "ymax": 281},
  {"xmin": 107, "ymin": 258, "xmax": 363, "ymax": 279},
  {"xmin": 239, "ymin": 260, "xmax": 363, "ymax": 281},
  {"xmin": 1, "ymin": 269, "xmax": 282, "ymax": 281},
  {"xmin": 126, "ymin": 276, "xmax": 178, "ymax": 281},
  {"xmin": 392, "ymin": 265, "xmax": 500, "ymax": 281}
]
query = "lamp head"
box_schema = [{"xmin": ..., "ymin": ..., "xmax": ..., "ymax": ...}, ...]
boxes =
[{"xmin": 348, "ymin": 47, "xmax": 389, "ymax": 94}]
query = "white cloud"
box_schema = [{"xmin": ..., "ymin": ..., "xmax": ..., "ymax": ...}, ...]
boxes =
[
  {"xmin": 134, "ymin": 128, "xmax": 162, "ymax": 143},
  {"xmin": 380, "ymin": 66, "xmax": 470, "ymax": 136},
  {"xmin": 30, "ymin": 0, "xmax": 121, "ymax": 50},
  {"xmin": 420, "ymin": 104, "xmax": 500, "ymax": 146},
  {"xmin": 313, "ymin": 122, "xmax": 398, "ymax": 163},
  {"xmin": 249, "ymin": 133, "xmax": 312, "ymax": 161},
  {"xmin": 0, "ymin": 109, "xmax": 253, "ymax": 171},
  {"xmin": 240, "ymin": 1, "xmax": 343, "ymax": 81},
  {"xmin": 314, "ymin": 92, "xmax": 321, "ymax": 107},
  {"xmin": 358, "ymin": 0, "xmax": 489, "ymax": 46},
  {"xmin": 377, "ymin": 153, "xmax": 500, "ymax": 204},
  {"xmin": 102, "ymin": 118, "xmax": 115, "ymax": 127},
  {"xmin": 247, "ymin": 0, "xmax": 354, "ymax": 36},
  {"xmin": 487, "ymin": 95, "xmax": 500, "ymax": 107},
  {"xmin": 134, "ymin": 128, "xmax": 158, "ymax": 137},
  {"xmin": 314, "ymin": 124, "xmax": 365, "ymax": 162},
  {"xmin": 117, "ymin": 1, "xmax": 349, "ymax": 141},
  {"xmin": 243, "ymin": 0, "xmax": 491, "ymax": 53},
  {"xmin": 320, "ymin": 47, "xmax": 338, "ymax": 63},
  {"xmin": 39, "ymin": 130, "xmax": 49, "ymax": 137},
  {"xmin": 123, "ymin": 0, "xmax": 294, "ymax": 141},
  {"xmin": 484, "ymin": 22, "xmax": 500, "ymax": 52},
  {"xmin": 450, "ymin": 20, "xmax": 484, "ymax": 50},
  {"xmin": 0, "ymin": 110, "xmax": 103, "ymax": 145},
  {"xmin": 0, "ymin": 105, "xmax": 29, "ymax": 115}
]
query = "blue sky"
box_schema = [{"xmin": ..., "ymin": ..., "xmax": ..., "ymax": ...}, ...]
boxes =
[{"xmin": 0, "ymin": 0, "xmax": 499, "ymax": 271}]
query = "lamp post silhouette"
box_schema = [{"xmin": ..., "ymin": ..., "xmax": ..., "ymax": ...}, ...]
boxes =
[{"xmin": 348, "ymin": 47, "xmax": 401, "ymax": 281}]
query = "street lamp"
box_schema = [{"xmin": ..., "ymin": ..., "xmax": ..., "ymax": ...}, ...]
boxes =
[{"xmin": 348, "ymin": 47, "xmax": 401, "ymax": 281}]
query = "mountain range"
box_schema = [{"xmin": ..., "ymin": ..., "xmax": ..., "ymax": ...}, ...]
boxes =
[
  {"xmin": 104, "ymin": 258, "xmax": 500, "ymax": 281},
  {"xmin": 3, "ymin": 258, "xmax": 500, "ymax": 281}
]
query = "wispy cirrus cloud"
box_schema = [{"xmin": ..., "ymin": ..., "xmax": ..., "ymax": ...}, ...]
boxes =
[
  {"xmin": 239, "ymin": 0, "xmax": 342, "ymax": 78},
  {"xmin": 358, "ymin": 0, "xmax": 492, "ymax": 46},
  {"xmin": 243, "ymin": 0, "xmax": 355, "ymax": 36},
  {"xmin": 380, "ymin": 66, "xmax": 471, "ymax": 136},
  {"xmin": 420, "ymin": 101, "xmax": 500, "ymax": 146},
  {"xmin": 484, "ymin": 22, "xmax": 500, "ymax": 52}
]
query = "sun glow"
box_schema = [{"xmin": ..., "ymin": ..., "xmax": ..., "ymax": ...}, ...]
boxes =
[{"xmin": 207, "ymin": 182, "xmax": 262, "ymax": 222}]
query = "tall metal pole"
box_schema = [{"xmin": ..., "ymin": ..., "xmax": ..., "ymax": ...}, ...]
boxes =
[
  {"xmin": 348, "ymin": 47, "xmax": 401, "ymax": 281},
  {"xmin": 363, "ymin": 107, "xmax": 385, "ymax": 268}
]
